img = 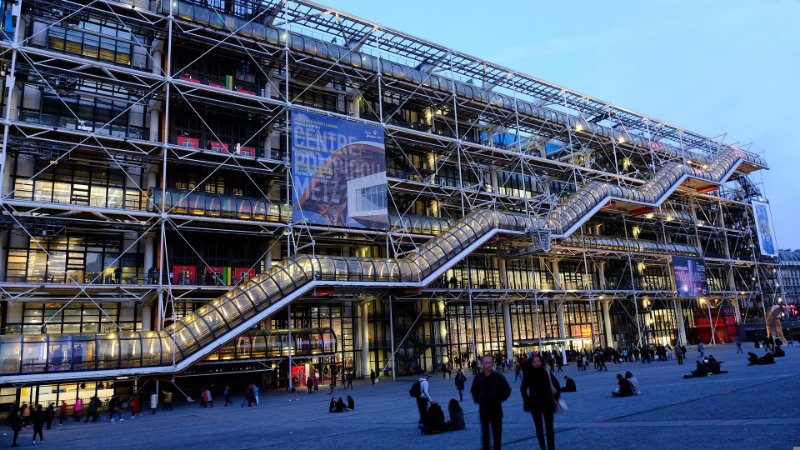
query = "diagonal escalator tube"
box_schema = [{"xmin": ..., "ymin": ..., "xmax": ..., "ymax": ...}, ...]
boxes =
[{"xmin": 0, "ymin": 148, "xmax": 762, "ymax": 383}]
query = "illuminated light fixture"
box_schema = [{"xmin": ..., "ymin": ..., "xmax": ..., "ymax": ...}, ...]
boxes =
[
  {"xmin": 665, "ymin": 215, "xmax": 674, "ymax": 221},
  {"xmin": 617, "ymin": 136, "xmax": 625, "ymax": 143},
  {"xmin": 687, "ymin": 160, "xmax": 693, "ymax": 165},
  {"xmin": 645, "ymin": 213, "xmax": 655, "ymax": 219},
  {"xmin": 575, "ymin": 123, "xmax": 584, "ymax": 132}
]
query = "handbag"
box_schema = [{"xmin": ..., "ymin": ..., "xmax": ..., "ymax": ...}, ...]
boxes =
[{"xmin": 546, "ymin": 370, "xmax": 568, "ymax": 413}]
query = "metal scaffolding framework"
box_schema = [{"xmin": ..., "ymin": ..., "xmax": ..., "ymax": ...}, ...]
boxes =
[{"xmin": 0, "ymin": 0, "xmax": 781, "ymax": 384}]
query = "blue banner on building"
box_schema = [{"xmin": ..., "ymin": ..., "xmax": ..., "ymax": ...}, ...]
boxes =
[
  {"xmin": 752, "ymin": 200, "xmax": 778, "ymax": 257},
  {"xmin": 291, "ymin": 110, "xmax": 389, "ymax": 229},
  {"xmin": 672, "ymin": 256, "xmax": 709, "ymax": 298}
]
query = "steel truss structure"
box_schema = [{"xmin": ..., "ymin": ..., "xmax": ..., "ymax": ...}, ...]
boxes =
[{"xmin": 0, "ymin": 0, "xmax": 781, "ymax": 387}]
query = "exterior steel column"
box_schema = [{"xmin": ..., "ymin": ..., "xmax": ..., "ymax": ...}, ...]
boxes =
[
  {"xmin": 596, "ymin": 262, "xmax": 607, "ymax": 290},
  {"xmin": 360, "ymin": 301, "xmax": 370, "ymax": 379},
  {"xmin": 674, "ymin": 299, "xmax": 688, "ymax": 345},
  {"xmin": 602, "ymin": 299, "xmax": 613, "ymax": 347},
  {"xmin": 438, "ymin": 299, "xmax": 448, "ymax": 365},
  {"xmin": 0, "ymin": 231, "xmax": 6, "ymax": 282},
  {"xmin": 556, "ymin": 301, "xmax": 567, "ymax": 364},
  {"xmin": 502, "ymin": 302, "xmax": 514, "ymax": 361},
  {"xmin": 497, "ymin": 257, "xmax": 508, "ymax": 289},
  {"xmin": 551, "ymin": 259, "xmax": 561, "ymax": 290}
]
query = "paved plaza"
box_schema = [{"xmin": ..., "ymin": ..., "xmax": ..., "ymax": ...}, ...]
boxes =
[{"xmin": 3, "ymin": 343, "xmax": 798, "ymax": 449}]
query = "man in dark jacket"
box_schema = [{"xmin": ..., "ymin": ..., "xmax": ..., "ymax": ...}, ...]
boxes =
[{"xmin": 471, "ymin": 355, "xmax": 512, "ymax": 449}]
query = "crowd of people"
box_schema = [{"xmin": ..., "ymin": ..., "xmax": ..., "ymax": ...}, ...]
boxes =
[
  {"xmin": 408, "ymin": 338, "xmax": 792, "ymax": 449},
  {"xmin": 5, "ymin": 337, "xmax": 792, "ymax": 449}
]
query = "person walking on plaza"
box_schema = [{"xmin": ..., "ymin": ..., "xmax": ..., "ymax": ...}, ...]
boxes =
[
  {"xmin": 31, "ymin": 404, "xmax": 45, "ymax": 445},
  {"xmin": 21, "ymin": 403, "xmax": 30, "ymax": 427},
  {"xmin": 85, "ymin": 396, "xmax": 99, "ymax": 422},
  {"xmin": 9, "ymin": 404, "xmax": 22, "ymax": 447},
  {"xmin": 471, "ymin": 355, "xmax": 512, "ymax": 450},
  {"xmin": 454, "ymin": 368, "xmax": 467, "ymax": 402},
  {"xmin": 521, "ymin": 355, "xmax": 560, "ymax": 450},
  {"xmin": 129, "ymin": 394, "xmax": 140, "ymax": 418},
  {"xmin": 252, "ymin": 384, "xmax": 260, "ymax": 405},
  {"xmin": 414, "ymin": 372, "xmax": 434, "ymax": 425},
  {"xmin": 346, "ymin": 371, "xmax": 354, "ymax": 390},
  {"xmin": 201, "ymin": 388, "xmax": 209, "ymax": 408},
  {"xmin": 150, "ymin": 391, "xmax": 158, "ymax": 415},
  {"xmin": 109, "ymin": 396, "xmax": 123, "ymax": 421},
  {"xmin": 735, "ymin": 337, "xmax": 743, "ymax": 354},
  {"xmin": 73, "ymin": 398, "xmax": 83, "ymax": 422},
  {"xmin": 674, "ymin": 345, "xmax": 684, "ymax": 365},
  {"xmin": 224, "ymin": 385, "xmax": 233, "ymax": 406},
  {"xmin": 59, "ymin": 401, "xmax": 67, "ymax": 425},
  {"xmin": 698, "ymin": 342, "xmax": 705, "ymax": 358},
  {"xmin": 45, "ymin": 403, "xmax": 54, "ymax": 430}
]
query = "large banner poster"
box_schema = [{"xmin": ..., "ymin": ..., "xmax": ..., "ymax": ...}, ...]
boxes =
[
  {"xmin": 672, "ymin": 256, "xmax": 709, "ymax": 298},
  {"xmin": 752, "ymin": 200, "xmax": 778, "ymax": 257},
  {"xmin": 291, "ymin": 110, "xmax": 389, "ymax": 229}
]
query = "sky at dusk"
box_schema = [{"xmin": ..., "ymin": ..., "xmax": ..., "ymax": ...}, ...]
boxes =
[{"xmin": 322, "ymin": 0, "xmax": 800, "ymax": 248}]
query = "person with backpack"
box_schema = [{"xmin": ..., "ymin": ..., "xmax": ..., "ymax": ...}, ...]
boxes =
[
  {"xmin": 471, "ymin": 355, "xmax": 512, "ymax": 449},
  {"xmin": 454, "ymin": 369, "xmax": 467, "ymax": 402},
  {"xmin": 411, "ymin": 372, "xmax": 434, "ymax": 426}
]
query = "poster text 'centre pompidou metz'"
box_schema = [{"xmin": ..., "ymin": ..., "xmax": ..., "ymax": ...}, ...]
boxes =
[
  {"xmin": 291, "ymin": 110, "xmax": 389, "ymax": 229},
  {"xmin": 672, "ymin": 256, "xmax": 709, "ymax": 298}
]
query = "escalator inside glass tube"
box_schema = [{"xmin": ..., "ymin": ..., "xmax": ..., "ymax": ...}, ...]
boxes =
[{"xmin": 0, "ymin": 148, "xmax": 761, "ymax": 384}]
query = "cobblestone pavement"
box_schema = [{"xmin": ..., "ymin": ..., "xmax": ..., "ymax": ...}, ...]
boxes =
[{"xmin": 2, "ymin": 343, "xmax": 798, "ymax": 449}]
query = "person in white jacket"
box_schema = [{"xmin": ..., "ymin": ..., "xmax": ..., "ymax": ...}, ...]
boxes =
[{"xmin": 150, "ymin": 392, "xmax": 158, "ymax": 415}]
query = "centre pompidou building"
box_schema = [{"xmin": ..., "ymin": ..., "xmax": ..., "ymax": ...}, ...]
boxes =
[{"xmin": 0, "ymin": 0, "xmax": 781, "ymax": 407}]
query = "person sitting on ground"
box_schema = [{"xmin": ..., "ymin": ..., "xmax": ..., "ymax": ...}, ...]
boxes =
[
  {"xmin": 747, "ymin": 352, "xmax": 759, "ymax": 366},
  {"xmin": 774, "ymin": 342, "xmax": 785, "ymax": 357},
  {"xmin": 328, "ymin": 398, "xmax": 336, "ymax": 413},
  {"xmin": 612, "ymin": 373, "xmax": 633, "ymax": 397},
  {"xmin": 335, "ymin": 397, "xmax": 347, "ymax": 413},
  {"xmin": 758, "ymin": 352, "xmax": 776, "ymax": 365},
  {"xmin": 625, "ymin": 371, "xmax": 641, "ymax": 395},
  {"xmin": 446, "ymin": 399, "xmax": 465, "ymax": 431},
  {"xmin": 346, "ymin": 395, "xmax": 355, "ymax": 411},
  {"xmin": 684, "ymin": 358, "xmax": 708, "ymax": 378},
  {"xmin": 420, "ymin": 401, "xmax": 447, "ymax": 434},
  {"xmin": 706, "ymin": 355, "xmax": 727, "ymax": 374},
  {"xmin": 561, "ymin": 376, "xmax": 577, "ymax": 392}
]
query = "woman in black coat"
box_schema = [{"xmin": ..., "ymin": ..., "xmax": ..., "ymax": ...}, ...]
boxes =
[{"xmin": 520, "ymin": 355, "xmax": 560, "ymax": 450}]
